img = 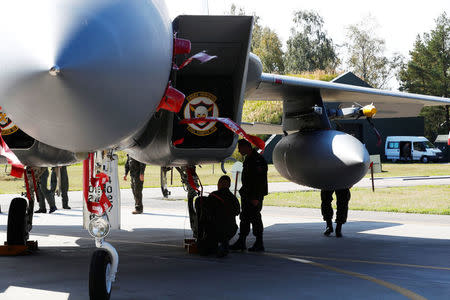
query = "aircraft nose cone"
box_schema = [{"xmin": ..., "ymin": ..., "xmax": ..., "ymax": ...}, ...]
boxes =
[{"xmin": 0, "ymin": 0, "xmax": 173, "ymax": 152}]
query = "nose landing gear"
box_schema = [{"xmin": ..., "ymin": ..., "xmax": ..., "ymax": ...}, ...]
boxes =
[{"xmin": 85, "ymin": 151, "xmax": 120, "ymax": 300}]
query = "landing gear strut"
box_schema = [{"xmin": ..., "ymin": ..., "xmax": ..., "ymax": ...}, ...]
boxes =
[{"xmin": 84, "ymin": 151, "xmax": 119, "ymax": 300}]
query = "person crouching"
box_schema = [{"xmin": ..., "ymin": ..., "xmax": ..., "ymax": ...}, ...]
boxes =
[{"xmin": 197, "ymin": 175, "xmax": 240, "ymax": 257}]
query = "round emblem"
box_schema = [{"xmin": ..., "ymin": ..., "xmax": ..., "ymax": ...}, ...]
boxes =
[
  {"xmin": 0, "ymin": 110, "xmax": 18, "ymax": 136},
  {"xmin": 183, "ymin": 92, "xmax": 219, "ymax": 136}
]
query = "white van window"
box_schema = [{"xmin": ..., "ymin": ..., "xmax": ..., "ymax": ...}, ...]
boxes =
[
  {"xmin": 425, "ymin": 141, "xmax": 435, "ymax": 148},
  {"xmin": 388, "ymin": 142, "xmax": 399, "ymax": 149},
  {"xmin": 413, "ymin": 142, "xmax": 426, "ymax": 151}
]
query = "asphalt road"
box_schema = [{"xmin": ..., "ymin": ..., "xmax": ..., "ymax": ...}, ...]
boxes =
[{"xmin": 0, "ymin": 186, "xmax": 449, "ymax": 300}]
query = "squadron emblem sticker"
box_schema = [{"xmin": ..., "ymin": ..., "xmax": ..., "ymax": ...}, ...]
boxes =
[
  {"xmin": 0, "ymin": 109, "xmax": 18, "ymax": 136},
  {"xmin": 183, "ymin": 92, "xmax": 219, "ymax": 136}
]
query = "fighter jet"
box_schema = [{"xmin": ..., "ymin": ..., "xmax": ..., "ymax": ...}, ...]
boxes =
[{"xmin": 0, "ymin": 1, "xmax": 449, "ymax": 299}]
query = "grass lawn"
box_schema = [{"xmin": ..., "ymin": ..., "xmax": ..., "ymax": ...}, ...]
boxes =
[
  {"xmin": 264, "ymin": 185, "xmax": 450, "ymax": 215},
  {"xmin": 0, "ymin": 162, "xmax": 284, "ymax": 193},
  {"xmin": 0, "ymin": 162, "xmax": 448, "ymax": 194},
  {"xmin": 0, "ymin": 162, "xmax": 448, "ymax": 214}
]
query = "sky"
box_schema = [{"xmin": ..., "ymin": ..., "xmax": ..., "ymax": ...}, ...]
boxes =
[{"xmin": 166, "ymin": 0, "xmax": 449, "ymax": 60}]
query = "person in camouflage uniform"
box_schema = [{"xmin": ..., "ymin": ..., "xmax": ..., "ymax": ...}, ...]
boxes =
[
  {"xmin": 124, "ymin": 155, "xmax": 146, "ymax": 214},
  {"xmin": 50, "ymin": 166, "xmax": 71, "ymax": 209},
  {"xmin": 34, "ymin": 167, "xmax": 57, "ymax": 213}
]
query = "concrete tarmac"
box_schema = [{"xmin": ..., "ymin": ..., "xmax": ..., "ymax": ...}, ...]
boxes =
[{"xmin": 0, "ymin": 186, "xmax": 449, "ymax": 300}]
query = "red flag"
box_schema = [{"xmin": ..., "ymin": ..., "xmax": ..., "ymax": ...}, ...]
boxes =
[
  {"xmin": 99, "ymin": 193, "xmax": 112, "ymax": 212},
  {"xmin": 448, "ymin": 131, "xmax": 450, "ymax": 146},
  {"xmin": 179, "ymin": 117, "xmax": 265, "ymax": 151},
  {"xmin": 0, "ymin": 132, "xmax": 24, "ymax": 178},
  {"xmin": 173, "ymin": 38, "xmax": 191, "ymax": 55},
  {"xmin": 173, "ymin": 138, "xmax": 184, "ymax": 146},
  {"xmin": 176, "ymin": 51, "xmax": 217, "ymax": 70},
  {"xmin": 96, "ymin": 172, "xmax": 109, "ymax": 185},
  {"xmin": 82, "ymin": 153, "xmax": 112, "ymax": 216}
]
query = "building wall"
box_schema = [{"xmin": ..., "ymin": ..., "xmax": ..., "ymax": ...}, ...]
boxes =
[
  {"xmin": 339, "ymin": 117, "xmax": 425, "ymax": 161},
  {"xmin": 262, "ymin": 117, "xmax": 425, "ymax": 164}
]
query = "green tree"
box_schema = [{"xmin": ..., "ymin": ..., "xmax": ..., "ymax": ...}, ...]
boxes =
[
  {"xmin": 229, "ymin": 4, "xmax": 284, "ymax": 73},
  {"xmin": 398, "ymin": 12, "xmax": 450, "ymax": 140},
  {"xmin": 284, "ymin": 10, "xmax": 339, "ymax": 73},
  {"xmin": 345, "ymin": 17, "xmax": 401, "ymax": 89},
  {"xmin": 253, "ymin": 27, "xmax": 284, "ymax": 73},
  {"xmin": 242, "ymin": 71, "xmax": 338, "ymax": 125}
]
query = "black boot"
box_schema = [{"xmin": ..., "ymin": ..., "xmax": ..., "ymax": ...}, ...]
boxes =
[
  {"xmin": 335, "ymin": 223, "xmax": 343, "ymax": 238},
  {"xmin": 229, "ymin": 235, "xmax": 246, "ymax": 251},
  {"xmin": 248, "ymin": 236, "xmax": 264, "ymax": 252},
  {"xmin": 62, "ymin": 200, "xmax": 71, "ymax": 209},
  {"xmin": 323, "ymin": 220, "xmax": 333, "ymax": 236}
]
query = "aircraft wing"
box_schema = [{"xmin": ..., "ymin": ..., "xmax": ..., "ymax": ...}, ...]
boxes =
[{"xmin": 246, "ymin": 73, "xmax": 450, "ymax": 118}]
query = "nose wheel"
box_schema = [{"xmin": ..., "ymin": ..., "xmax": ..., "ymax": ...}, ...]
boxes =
[{"xmin": 89, "ymin": 249, "xmax": 113, "ymax": 300}]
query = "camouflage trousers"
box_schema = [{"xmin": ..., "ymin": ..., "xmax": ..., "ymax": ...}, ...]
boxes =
[
  {"xmin": 131, "ymin": 176, "xmax": 144, "ymax": 211},
  {"xmin": 38, "ymin": 168, "xmax": 56, "ymax": 210}
]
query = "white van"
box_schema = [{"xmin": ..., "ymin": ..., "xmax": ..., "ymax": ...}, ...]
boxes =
[{"xmin": 385, "ymin": 136, "xmax": 443, "ymax": 163}]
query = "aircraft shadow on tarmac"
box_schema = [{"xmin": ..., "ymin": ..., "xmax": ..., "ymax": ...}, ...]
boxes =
[
  {"xmin": 1, "ymin": 220, "xmax": 449, "ymax": 299},
  {"xmin": 1, "ymin": 220, "xmax": 448, "ymax": 264},
  {"xmin": 0, "ymin": 219, "xmax": 400, "ymax": 240}
]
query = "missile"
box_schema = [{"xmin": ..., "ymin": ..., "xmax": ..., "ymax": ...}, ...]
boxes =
[{"xmin": 0, "ymin": 0, "xmax": 173, "ymax": 152}]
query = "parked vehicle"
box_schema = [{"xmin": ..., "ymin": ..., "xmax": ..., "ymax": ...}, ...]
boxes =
[{"xmin": 385, "ymin": 136, "xmax": 443, "ymax": 163}]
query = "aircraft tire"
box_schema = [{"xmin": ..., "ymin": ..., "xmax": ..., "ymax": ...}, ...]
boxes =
[
  {"xmin": 7, "ymin": 197, "xmax": 28, "ymax": 245},
  {"xmin": 89, "ymin": 250, "xmax": 112, "ymax": 300}
]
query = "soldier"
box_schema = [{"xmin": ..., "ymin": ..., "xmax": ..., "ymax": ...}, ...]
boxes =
[
  {"xmin": 50, "ymin": 166, "xmax": 71, "ymax": 209},
  {"xmin": 34, "ymin": 167, "xmax": 57, "ymax": 213},
  {"xmin": 321, "ymin": 188, "xmax": 351, "ymax": 237},
  {"xmin": 199, "ymin": 175, "xmax": 240, "ymax": 257},
  {"xmin": 230, "ymin": 139, "xmax": 268, "ymax": 252},
  {"xmin": 123, "ymin": 154, "xmax": 146, "ymax": 214}
]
